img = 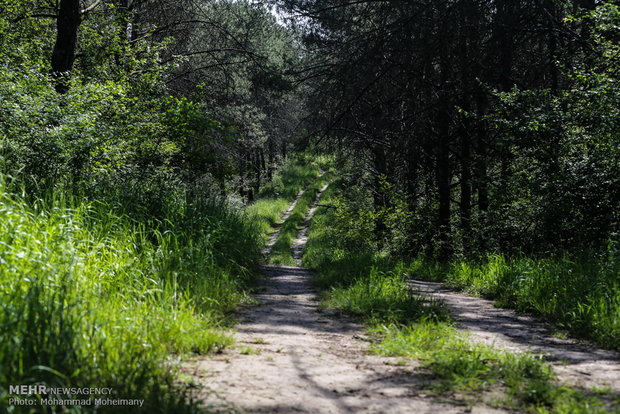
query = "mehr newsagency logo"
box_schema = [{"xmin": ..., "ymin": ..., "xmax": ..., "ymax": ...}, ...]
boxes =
[{"xmin": 8, "ymin": 385, "xmax": 144, "ymax": 408}]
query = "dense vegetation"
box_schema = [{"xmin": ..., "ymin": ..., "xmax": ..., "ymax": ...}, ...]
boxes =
[
  {"xmin": 282, "ymin": 0, "xmax": 619, "ymax": 259},
  {"xmin": 281, "ymin": 0, "xmax": 620, "ymax": 351},
  {"xmin": 303, "ymin": 179, "xmax": 618, "ymax": 412},
  {"xmin": 1, "ymin": 0, "xmax": 619, "ymax": 412},
  {"xmin": 0, "ymin": 0, "xmax": 309, "ymax": 411},
  {"xmin": 0, "ymin": 181, "xmax": 260, "ymax": 412}
]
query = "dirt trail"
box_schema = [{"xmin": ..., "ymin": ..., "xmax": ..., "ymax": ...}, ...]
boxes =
[
  {"xmin": 411, "ymin": 280, "xmax": 620, "ymax": 393},
  {"xmin": 292, "ymin": 182, "xmax": 329, "ymax": 265},
  {"xmin": 191, "ymin": 266, "xmax": 472, "ymax": 413},
  {"xmin": 262, "ymin": 188, "xmax": 306, "ymax": 257},
  {"xmin": 189, "ymin": 183, "xmax": 480, "ymax": 413}
]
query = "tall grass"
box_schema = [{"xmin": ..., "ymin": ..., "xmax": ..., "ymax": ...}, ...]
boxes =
[
  {"xmin": 0, "ymin": 180, "xmax": 261, "ymax": 412},
  {"xmin": 323, "ymin": 267, "xmax": 446, "ymax": 324}
]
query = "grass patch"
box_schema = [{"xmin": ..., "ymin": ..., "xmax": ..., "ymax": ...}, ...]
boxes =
[
  {"xmin": 324, "ymin": 266, "xmax": 447, "ymax": 324},
  {"xmin": 373, "ymin": 323, "xmax": 615, "ymax": 413},
  {"xmin": 247, "ymin": 155, "xmax": 325, "ymax": 245},
  {"xmin": 239, "ymin": 346, "xmax": 261, "ymax": 355}
]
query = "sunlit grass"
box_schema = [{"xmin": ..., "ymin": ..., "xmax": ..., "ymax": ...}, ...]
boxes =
[
  {"xmin": 324, "ymin": 267, "xmax": 446, "ymax": 324},
  {"xmin": 0, "ymin": 181, "xmax": 261, "ymax": 412},
  {"xmin": 373, "ymin": 323, "xmax": 613, "ymax": 413},
  {"xmin": 246, "ymin": 198, "xmax": 291, "ymax": 244}
]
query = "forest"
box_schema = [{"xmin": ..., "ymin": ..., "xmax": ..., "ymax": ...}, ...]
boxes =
[{"xmin": 0, "ymin": 0, "xmax": 619, "ymax": 413}]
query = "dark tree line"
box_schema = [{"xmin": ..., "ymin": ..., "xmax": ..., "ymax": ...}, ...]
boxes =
[{"xmin": 279, "ymin": 0, "xmax": 620, "ymax": 258}]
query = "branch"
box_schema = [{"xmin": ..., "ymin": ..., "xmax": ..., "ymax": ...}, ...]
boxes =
[{"xmin": 81, "ymin": 0, "xmax": 103, "ymax": 14}]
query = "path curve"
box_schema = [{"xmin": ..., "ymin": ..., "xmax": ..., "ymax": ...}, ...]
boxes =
[{"xmin": 410, "ymin": 280, "xmax": 620, "ymax": 393}]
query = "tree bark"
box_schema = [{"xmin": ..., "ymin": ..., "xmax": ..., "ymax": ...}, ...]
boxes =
[
  {"xmin": 436, "ymin": 7, "xmax": 452, "ymax": 260},
  {"xmin": 372, "ymin": 143, "xmax": 388, "ymax": 239},
  {"xmin": 51, "ymin": 0, "xmax": 81, "ymax": 93}
]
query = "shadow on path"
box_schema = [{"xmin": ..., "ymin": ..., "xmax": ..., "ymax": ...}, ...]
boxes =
[{"xmin": 411, "ymin": 279, "xmax": 620, "ymax": 393}]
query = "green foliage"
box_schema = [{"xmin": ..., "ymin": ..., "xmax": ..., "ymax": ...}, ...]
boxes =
[
  {"xmin": 302, "ymin": 179, "xmax": 446, "ymax": 323},
  {"xmin": 0, "ymin": 62, "xmax": 237, "ymax": 196},
  {"xmin": 0, "ymin": 181, "xmax": 261, "ymax": 412},
  {"xmin": 257, "ymin": 156, "xmax": 322, "ymax": 200},
  {"xmin": 479, "ymin": 5, "xmax": 620, "ymax": 254},
  {"xmin": 324, "ymin": 267, "xmax": 446, "ymax": 324}
]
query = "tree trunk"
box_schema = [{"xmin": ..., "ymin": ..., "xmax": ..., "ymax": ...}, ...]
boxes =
[
  {"xmin": 254, "ymin": 148, "xmax": 261, "ymax": 195},
  {"xmin": 372, "ymin": 143, "xmax": 388, "ymax": 240},
  {"xmin": 474, "ymin": 92, "xmax": 489, "ymax": 214},
  {"xmin": 436, "ymin": 109, "xmax": 452, "ymax": 260},
  {"xmin": 436, "ymin": 8, "xmax": 452, "ymax": 260},
  {"xmin": 544, "ymin": 0, "xmax": 559, "ymax": 93},
  {"xmin": 51, "ymin": 0, "xmax": 81, "ymax": 93}
]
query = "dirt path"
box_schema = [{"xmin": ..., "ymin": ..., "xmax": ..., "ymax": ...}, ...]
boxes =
[
  {"xmin": 411, "ymin": 280, "xmax": 620, "ymax": 393},
  {"xmin": 190, "ymin": 266, "xmax": 473, "ymax": 413},
  {"xmin": 262, "ymin": 188, "xmax": 306, "ymax": 257},
  {"xmin": 188, "ymin": 183, "xmax": 483, "ymax": 413}
]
